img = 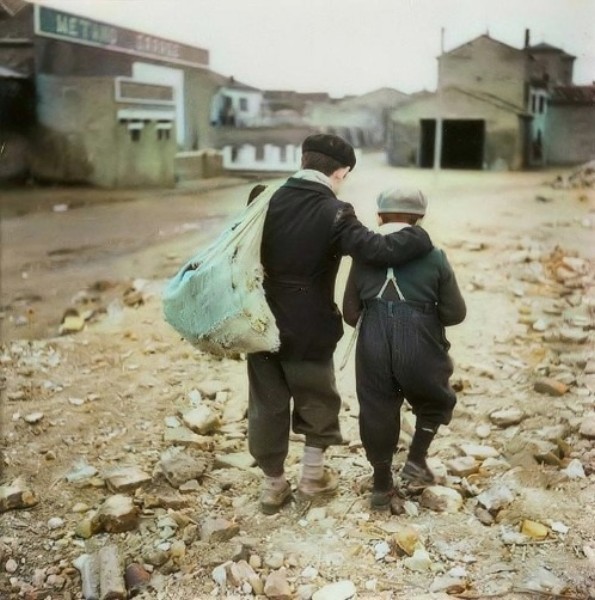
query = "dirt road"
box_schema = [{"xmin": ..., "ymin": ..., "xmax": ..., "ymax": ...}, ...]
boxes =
[{"xmin": 1, "ymin": 154, "xmax": 594, "ymax": 599}]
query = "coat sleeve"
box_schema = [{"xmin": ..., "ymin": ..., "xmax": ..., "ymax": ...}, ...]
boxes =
[
  {"xmin": 333, "ymin": 203, "xmax": 433, "ymax": 266},
  {"xmin": 437, "ymin": 250, "xmax": 467, "ymax": 326},
  {"xmin": 342, "ymin": 263, "xmax": 363, "ymax": 327}
]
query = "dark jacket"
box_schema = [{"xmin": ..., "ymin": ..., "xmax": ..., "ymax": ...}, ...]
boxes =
[
  {"xmin": 342, "ymin": 237, "xmax": 467, "ymax": 329},
  {"xmin": 260, "ymin": 178, "xmax": 433, "ymax": 360}
]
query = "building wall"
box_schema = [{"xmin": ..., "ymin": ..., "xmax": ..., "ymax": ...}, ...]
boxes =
[
  {"xmin": 32, "ymin": 74, "xmax": 175, "ymax": 187},
  {"xmin": 547, "ymin": 105, "xmax": 595, "ymax": 165},
  {"xmin": 387, "ymin": 88, "xmax": 524, "ymax": 170},
  {"xmin": 527, "ymin": 51, "xmax": 574, "ymax": 86},
  {"xmin": 438, "ymin": 37, "xmax": 526, "ymax": 109}
]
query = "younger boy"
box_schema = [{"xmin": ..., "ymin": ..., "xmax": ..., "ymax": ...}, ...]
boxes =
[{"xmin": 342, "ymin": 187, "xmax": 466, "ymax": 510}]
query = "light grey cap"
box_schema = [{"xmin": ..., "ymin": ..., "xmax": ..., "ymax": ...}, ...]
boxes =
[{"xmin": 376, "ymin": 186, "xmax": 428, "ymax": 215}]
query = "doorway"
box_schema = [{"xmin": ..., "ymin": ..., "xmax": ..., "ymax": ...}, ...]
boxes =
[{"xmin": 419, "ymin": 119, "xmax": 485, "ymax": 169}]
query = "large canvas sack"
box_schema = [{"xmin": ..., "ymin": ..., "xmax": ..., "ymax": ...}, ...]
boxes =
[{"xmin": 162, "ymin": 185, "xmax": 280, "ymax": 356}]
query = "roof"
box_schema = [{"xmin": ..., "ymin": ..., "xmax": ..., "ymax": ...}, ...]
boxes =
[
  {"xmin": 442, "ymin": 34, "xmax": 522, "ymax": 57},
  {"xmin": 389, "ymin": 85, "xmax": 527, "ymax": 119},
  {"xmin": 0, "ymin": 64, "xmax": 26, "ymax": 78},
  {"xmin": 222, "ymin": 76, "xmax": 261, "ymax": 92},
  {"xmin": 551, "ymin": 85, "xmax": 595, "ymax": 105},
  {"xmin": 0, "ymin": 0, "xmax": 27, "ymax": 17},
  {"xmin": 527, "ymin": 42, "xmax": 575, "ymax": 58}
]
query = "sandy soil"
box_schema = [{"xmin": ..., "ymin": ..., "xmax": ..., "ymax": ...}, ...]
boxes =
[{"xmin": 1, "ymin": 153, "xmax": 594, "ymax": 600}]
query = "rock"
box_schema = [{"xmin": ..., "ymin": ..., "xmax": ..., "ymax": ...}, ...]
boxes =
[
  {"xmin": 519, "ymin": 567, "xmax": 568, "ymax": 595},
  {"xmin": 211, "ymin": 562, "xmax": 229, "ymax": 588},
  {"xmin": 446, "ymin": 456, "xmax": 479, "ymax": 477},
  {"xmin": 98, "ymin": 545, "xmax": 126, "ymax": 600},
  {"xmin": 579, "ymin": 414, "xmax": 595, "ymax": 439},
  {"xmin": 391, "ymin": 525, "xmax": 420, "ymax": 556},
  {"xmin": 558, "ymin": 327, "xmax": 588, "ymax": 344},
  {"xmin": 47, "ymin": 517, "xmax": 64, "ymax": 530},
  {"xmin": 163, "ymin": 427, "xmax": 214, "ymax": 450},
  {"xmin": 181, "ymin": 406, "xmax": 220, "ymax": 435},
  {"xmin": 476, "ymin": 484, "xmax": 514, "ymax": 512},
  {"xmin": 213, "ymin": 452, "xmax": 256, "ymax": 470},
  {"xmin": 0, "ymin": 478, "xmax": 39, "ymax": 512},
  {"xmin": 200, "ymin": 517, "xmax": 240, "ymax": 543},
  {"xmin": 475, "ymin": 423, "xmax": 491, "ymax": 439},
  {"xmin": 59, "ymin": 309, "xmax": 85, "ymax": 334},
  {"xmin": 521, "ymin": 519, "xmax": 549, "ymax": 539},
  {"xmin": 429, "ymin": 566, "xmax": 468, "ymax": 594},
  {"xmin": 550, "ymin": 521, "xmax": 570, "ymax": 534},
  {"xmin": 222, "ymin": 397, "xmax": 247, "ymax": 424},
  {"xmin": 264, "ymin": 569, "xmax": 291, "ymax": 599},
  {"xmin": 164, "ymin": 416, "xmax": 181, "ymax": 428},
  {"xmin": 73, "ymin": 554, "xmax": 100, "ymax": 600},
  {"xmin": 489, "ymin": 407, "xmax": 525, "ymax": 427},
  {"xmin": 420, "ymin": 486, "xmax": 463, "ymax": 513},
  {"xmin": 160, "ymin": 453, "xmax": 207, "ymax": 488},
  {"xmin": 24, "ymin": 412, "xmax": 44, "ymax": 424},
  {"xmin": 312, "ymin": 579, "xmax": 356, "ymax": 600},
  {"xmin": 561, "ymin": 458, "xmax": 586, "ymax": 479},
  {"xmin": 197, "ymin": 380, "xmax": 227, "ymax": 399},
  {"xmin": 403, "ymin": 548, "xmax": 432, "ymax": 572},
  {"xmin": 459, "ymin": 443, "xmax": 500, "ymax": 459},
  {"xmin": 5, "ymin": 558, "xmax": 18, "ymax": 573},
  {"xmin": 65, "ymin": 462, "xmax": 98, "ymax": 483},
  {"xmin": 534, "ymin": 378, "xmax": 568, "ymax": 396},
  {"xmin": 264, "ymin": 551, "xmax": 285, "ymax": 569},
  {"xmin": 124, "ymin": 563, "xmax": 151, "ymax": 596},
  {"xmin": 104, "ymin": 466, "xmax": 152, "ymax": 493},
  {"xmin": 227, "ymin": 560, "xmax": 262, "ymax": 593},
  {"xmin": 91, "ymin": 494, "xmax": 139, "ymax": 534}
]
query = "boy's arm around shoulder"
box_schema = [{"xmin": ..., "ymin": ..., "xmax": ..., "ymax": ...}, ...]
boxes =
[
  {"xmin": 437, "ymin": 249, "xmax": 467, "ymax": 326},
  {"xmin": 334, "ymin": 203, "xmax": 433, "ymax": 266},
  {"xmin": 342, "ymin": 264, "xmax": 362, "ymax": 328}
]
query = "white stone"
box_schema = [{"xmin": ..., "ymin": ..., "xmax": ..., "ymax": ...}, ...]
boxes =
[
  {"xmin": 489, "ymin": 407, "xmax": 525, "ymax": 427},
  {"xmin": 47, "ymin": 517, "xmax": 64, "ymax": 530},
  {"xmin": 476, "ymin": 484, "xmax": 514, "ymax": 511},
  {"xmin": 312, "ymin": 580, "xmax": 357, "ymax": 600},
  {"xmin": 561, "ymin": 458, "xmax": 586, "ymax": 479},
  {"xmin": 579, "ymin": 415, "xmax": 595, "ymax": 439},
  {"xmin": 460, "ymin": 443, "xmax": 500, "ymax": 459},
  {"xmin": 403, "ymin": 548, "xmax": 432, "ymax": 571}
]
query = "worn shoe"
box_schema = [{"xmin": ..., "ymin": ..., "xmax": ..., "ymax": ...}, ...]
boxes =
[
  {"xmin": 401, "ymin": 460, "xmax": 436, "ymax": 487},
  {"xmin": 370, "ymin": 488, "xmax": 393, "ymax": 512},
  {"xmin": 297, "ymin": 467, "xmax": 339, "ymax": 499},
  {"xmin": 259, "ymin": 480, "xmax": 292, "ymax": 515}
]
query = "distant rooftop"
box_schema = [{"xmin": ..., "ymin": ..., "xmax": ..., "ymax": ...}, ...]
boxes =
[{"xmin": 551, "ymin": 85, "xmax": 595, "ymax": 105}]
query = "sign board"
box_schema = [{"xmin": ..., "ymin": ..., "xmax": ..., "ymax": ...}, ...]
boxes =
[{"xmin": 34, "ymin": 5, "xmax": 209, "ymax": 69}]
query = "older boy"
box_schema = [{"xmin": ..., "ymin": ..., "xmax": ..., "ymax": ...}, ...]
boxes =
[{"xmin": 342, "ymin": 187, "xmax": 466, "ymax": 510}]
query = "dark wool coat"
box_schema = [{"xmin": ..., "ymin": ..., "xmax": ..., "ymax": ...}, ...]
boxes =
[{"xmin": 260, "ymin": 178, "xmax": 433, "ymax": 360}]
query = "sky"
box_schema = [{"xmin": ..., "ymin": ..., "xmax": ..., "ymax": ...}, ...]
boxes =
[{"xmin": 34, "ymin": 0, "xmax": 595, "ymax": 98}]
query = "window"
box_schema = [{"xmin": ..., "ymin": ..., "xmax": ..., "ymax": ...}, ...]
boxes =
[
  {"xmin": 239, "ymin": 97, "xmax": 248, "ymax": 112},
  {"xmin": 538, "ymin": 96, "xmax": 546, "ymax": 114},
  {"xmin": 157, "ymin": 129, "xmax": 170, "ymax": 141}
]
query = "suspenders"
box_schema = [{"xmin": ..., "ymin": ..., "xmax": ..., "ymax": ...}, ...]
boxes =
[
  {"xmin": 376, "ymin": 267, "xmax": 406, "ymax": 301},
  {"xmin": 340, "ymin": 268, "xmax": 406, "ymax": 371}
]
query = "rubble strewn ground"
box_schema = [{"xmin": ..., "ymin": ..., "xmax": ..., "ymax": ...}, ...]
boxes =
[{"xmin": 1, "ymin": 155, "xmax": 594, "ymax": 599}]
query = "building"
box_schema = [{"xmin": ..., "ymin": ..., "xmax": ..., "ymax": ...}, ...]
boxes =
[
  {"xmin": 0, "ymin": 2, "xmax": 235, "ymax": 186},
  {"xmin": 210, "ymin": 76, "xmax": 264, "ymax": 127},
  {"xmin": 387, "ymin": 32, "xmax": 594, "ymax": 170}
]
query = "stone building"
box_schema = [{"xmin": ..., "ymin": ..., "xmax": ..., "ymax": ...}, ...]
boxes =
[
  {"xmin": 387, "ymin": 32, "xmax": 594, "ymax": 170},
  {"xmin": 0, "ymin": 2, "xmax": 231, "ymax": 186}
]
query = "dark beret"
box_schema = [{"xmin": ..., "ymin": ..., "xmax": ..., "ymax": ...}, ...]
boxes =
[{"xmin": 302, "ymin": 134, "xmax": 356, "ymax": 171}]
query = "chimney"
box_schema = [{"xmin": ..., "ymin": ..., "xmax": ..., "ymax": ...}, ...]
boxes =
[{"xmin": 524, "ymin": 28, "xmax": 530, "ymax": 49}]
